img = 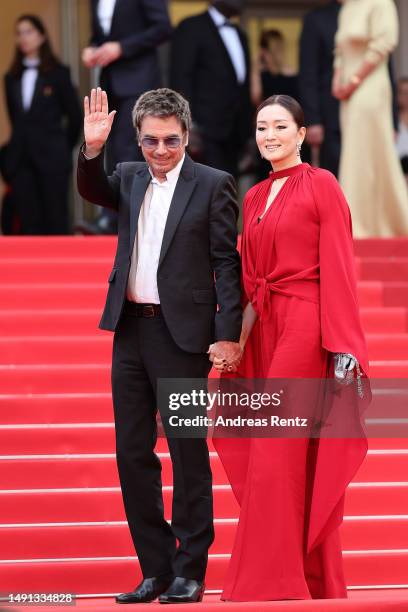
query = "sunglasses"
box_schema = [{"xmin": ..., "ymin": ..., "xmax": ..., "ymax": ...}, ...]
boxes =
[{"xmin": 140, "ymin": 136, "xmax": 183, "ymax": 150}]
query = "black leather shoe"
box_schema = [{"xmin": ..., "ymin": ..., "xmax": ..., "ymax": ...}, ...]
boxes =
[
  {"xmin": 158, "ymin": 577, "xmax": 205, "ymax": 604},
  {"xmin": 116, "ymin": 575, "xmax": 173, "ymax": 604}
]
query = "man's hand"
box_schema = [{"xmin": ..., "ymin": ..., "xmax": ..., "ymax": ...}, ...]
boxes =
[
  {"xmin": 93, "ymin": 42, "xmax": 122, "ymax": 67},
  {"xmin": 83, "ymin": 88, "xmax": 116, "ymax": 158},
  {"xmin": 82, "ymin": 46, "xmax": 98, "ymax": 68},
  {"xmin": 208, "ymin": 341, "xmax": 242, "ymax": 373},
  {"xmin": 306, "ymin": 124, "xmax": 324, "ymax": 147}
]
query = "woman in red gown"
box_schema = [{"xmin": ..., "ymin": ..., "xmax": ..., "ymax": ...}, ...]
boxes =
[{"xmin": 212, "ymin": 95, "xmax": 369, "ymax": 601}]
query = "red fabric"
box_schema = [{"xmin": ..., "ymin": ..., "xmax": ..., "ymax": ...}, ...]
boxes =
[{"xmin": 213, "ymin": 163, "xmax": 369, "ymax": 601}]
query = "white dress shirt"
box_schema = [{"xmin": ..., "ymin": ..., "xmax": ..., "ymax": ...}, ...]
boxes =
[
  {"xmin": 97, "ymin": 0, "xmax": 117, "ymax": 35},
  {"xmin": 208, "ymin": 6, "xmax": 246, "ymax": 84},
  {"xmin": 21, "ymin": 58, "xmax": 40, "ymax": 111},
  {"xmin": 127, "ymin": 155, "xmax": 185, "ymax": 304}
]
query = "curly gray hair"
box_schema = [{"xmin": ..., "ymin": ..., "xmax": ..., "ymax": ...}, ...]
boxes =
[{"xmin": 132, "ymin": 88, "xmax": 192, "ymax": 136}]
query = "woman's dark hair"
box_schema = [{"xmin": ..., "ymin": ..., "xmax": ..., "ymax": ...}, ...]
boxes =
[
  {"xmin": 259, "ymin": 29, "xmax": 284, "ymax": 50},
  {"xmin": 256, "ymin": 94, "xmax": 305, "ymax": 129},
  {"xmin": 8, "ymin": 14, "xmax": 59, "ymax": 77}
]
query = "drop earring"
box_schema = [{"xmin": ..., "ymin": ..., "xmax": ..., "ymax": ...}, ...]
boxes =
[{"xmin": 296, "ymin": 142, "xmax": 302, "ymax": 158}]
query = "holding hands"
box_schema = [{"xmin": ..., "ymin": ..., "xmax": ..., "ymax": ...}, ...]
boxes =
[
  {"xmin": 83, "ymin": 88, "xmax": 116, "ymax": 158},
  {"xmin": 208, "ymin": 341, "xmax": 243, "ymax": 373}
]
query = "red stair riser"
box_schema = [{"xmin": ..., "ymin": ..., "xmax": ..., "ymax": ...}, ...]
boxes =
[
  {"xmin": 0, "ymin": 395, "xmax": 113, "ymax": 425},
  {"xmin": 0, "ymin": 236, "xmax": 117, "ymax": 258},
  {"xmin": 0, "ymin": 311, "xmax": 103, "ymax": 336},
  {"xmin": 2, "ymin": 260, "xmax": 112, "ymax": 284},
  {"xmin": 0, "ymin": 285, "xmax": 107, "ymax": 309},
  {"xmin": 358, "ymin": 259, "xmax": 408, "ymax": 282},
  {"xmin": 2, "ymin": 333, "xmax": 408, "ymax": 365},
  {"xmin": 0, "ymin": 365, "xmax": 111, "ymax": 393},
  {"xmin": 1, "ymin": 484, "xmax": 407, "ymax": 525},
  {"xmin": 354, "ymin": 239, "xmax": 408, "ymax": 258},
  {"xmin": 1, "ymin": 518, "xmax": 408, "ymax": 560},
  {"xmin": 0, "ymin": 453, "xmax": 406, "ymax": 489},
  {"xmin": 0, "ymin": 425, "xmax": 406, "ymax": 455},
  {"xmin": 1, "ymin": 553, "xmax": 407, "ymax": 593}
]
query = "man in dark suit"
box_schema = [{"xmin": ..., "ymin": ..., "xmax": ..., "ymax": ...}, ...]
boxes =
[
  {"xmin": 79, "ymin": 0, "xmax": 172, "ymax": 233},
  {"xmin": 299, "ymin": 0, "xmax": 398, "ymax": 177},
  {"xmin": 77, "ymin": 87, "xmax": 242, "ymax": 603},
  {"xmin": 299, "ymin": 0, "xmax": 341, "ymax": 176},
  {"xmin": 170, "ymin": 0, "xmax": 252, "ymax": 178}
]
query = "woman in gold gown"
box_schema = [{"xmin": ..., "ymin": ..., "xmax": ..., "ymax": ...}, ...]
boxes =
[{"xmin": 333, "ymin": 0, "xmax": 408, "ymax": 237}]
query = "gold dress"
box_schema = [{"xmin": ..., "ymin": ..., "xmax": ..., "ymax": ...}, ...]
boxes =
[{"xmin": 335, "ymin": 0, "xmax": 408, "ymax": 237}]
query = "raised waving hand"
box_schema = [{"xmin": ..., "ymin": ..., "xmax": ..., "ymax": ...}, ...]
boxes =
[{"xmin": 83, "ymin": 87, "xmax": 116, "ymax": 157}]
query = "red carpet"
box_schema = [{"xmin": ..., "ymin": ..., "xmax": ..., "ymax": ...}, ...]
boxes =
[{"xmin": 1, "ymin": 237, "xmax": 408, "ymax": 610}]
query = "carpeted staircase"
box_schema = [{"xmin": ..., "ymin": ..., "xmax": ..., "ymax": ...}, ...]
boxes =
[{"xmin": 1, "ymin": 236, "xmax": 408, "ymax": 611}]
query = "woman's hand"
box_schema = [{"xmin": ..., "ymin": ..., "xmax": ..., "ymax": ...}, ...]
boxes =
[{"xmin": 83, "ymin": 88, "xmax": 116, "ymax": 157}]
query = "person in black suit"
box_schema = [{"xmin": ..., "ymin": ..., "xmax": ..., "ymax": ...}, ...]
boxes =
[
  {"xmin": 79, "ymin": 0, "xmax": 172, "ymax": 234},
  {"xmin": 77, "ymin": 87, "xmax": 242, "ymax": 603},
  {"xmin": 170, "ymin": 0, "xmax": 252, "ymax": 178},
  {"xmin": 2, "ymin": 15, "xmax": 81, "ymax": 234},
  {"xmin": 299, "ymin": 0, "xmax": 398, "ymax": 177},
  {"xmin": 299, "ymin": 0, "xmax": 341, "ymax": 176}
]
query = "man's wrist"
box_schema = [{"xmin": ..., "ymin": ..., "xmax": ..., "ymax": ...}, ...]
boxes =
[{"xmin": 82, "ymin": 144, "xmax": 103, "ymax": 159}]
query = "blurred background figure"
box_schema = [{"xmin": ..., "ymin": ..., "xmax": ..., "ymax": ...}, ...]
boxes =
[
  {"xmin": 397, "ymin": 76, "xmax": 408, "ymax": 182},
  {"xmin": 251, "ymin": 29, "xmax": 298, "ymax": 108},
  {"xmin": 299, "ymin": 0, "xmax": 341, "ymax": 176},
  {"xmin": 2, "ymin": 14, "xmax": 81, "ymax": 235},
  {"xmin": 333, "ymin": 0, "xmax": 408, "ymax": 237},
  {"xmin": 78, "ymin": 0, "xmax": 172, "ymax": 234},
  {"xmin": 170, "ymin": 0, "xmax": 252, "ymax": 179}
]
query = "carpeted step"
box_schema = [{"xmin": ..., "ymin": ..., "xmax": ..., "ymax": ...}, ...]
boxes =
[
  {"xmin": 0, "ymin": 236, "xmax": 117, "ymax": 258},
  {"xmin": 0, "ymin": 364, "xmax": 111, "ymax": 393},
  {"xmin": 0, "ymin": 281, "xmax": 392, "ymax": 310},
  {"xmin": 358, "ymin": 258, "xmax": 408, "ymax": 282},
  {"xmin": 1, "ymin": 517, "xmax": 407, "ymax": 561},
  {"xmin": 2, "ymin": 258, "xmax": 113, "ymax": 284},
  {"xmin": 2, "ymin": 593, "xmax": 408, "ymax": 612},
  {"xmin": 0, "ymin": 423, "xmax": 405, "ymax": 455},
  {"xmin": 0, "ymin": 393, "xmax": 113, "ymax": 425},
  {"xmin": 0, "ymin": 284, "xmax": 107, "ymax": 309},
  {"xmin": 1, "ymin": 482, "xmax": 407, "ymax": 525},
  {"xmin": 0, "ymin": 451, "xmax": 406, "ymax": 489},
  {"xmin": 1, "ymin": 551, "xmax": 408, "ymax": 594},
  {"xmin": 1, "ymin": 306, "xmax": 406, "ymax": 336},
  {"xmin": 2, "ymin": 332, "xmax": 408, "ymax": 365},
  {"xmin": 354, "ymin": 238, "xmax": 408, "ymax": 258}
]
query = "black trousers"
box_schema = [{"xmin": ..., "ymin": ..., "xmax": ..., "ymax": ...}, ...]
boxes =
[
  {"xmin": 11, "ymin": 161, "xmax": 70, "ymax": 234},
  {"xmin": 111, "ymin": 309, "xmax": 214, "ymax": 581}
]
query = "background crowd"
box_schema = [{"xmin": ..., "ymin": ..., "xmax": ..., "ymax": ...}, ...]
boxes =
[{"xmin": 0, "ymin": 0, "xmax": 407, "ymax": 237}]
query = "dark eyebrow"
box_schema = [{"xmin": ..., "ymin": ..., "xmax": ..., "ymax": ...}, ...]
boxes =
[
  {"xmin": 256, "ymin": 119, "xmax": 289, "ymax": 124},
  {"xmin": 142, "ymin": 133, "xmax": 180, "ymax": 138}
]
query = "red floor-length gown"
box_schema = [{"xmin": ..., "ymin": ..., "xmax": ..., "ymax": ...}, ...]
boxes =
[{"xmin": 213, "ymin": 163, "xmax": 369, "ymax": 601}]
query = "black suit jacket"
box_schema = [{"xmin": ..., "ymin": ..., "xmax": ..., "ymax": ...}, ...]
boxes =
[
  {"xmin": 299, "ymin": 0, "xmax": 340, "ymax": 130},
  {"xmin": 90, "ymin": 0, "xmax": 172, "ymax": 99},
  {"xmin": 170, "ymin": 12, "xmax": 252, "ymax": 143},
  {"xmin": 3, "ymin": 64, "xmax": 82, "ymax": 179},
  {"xmin": 77, "ymin": 151, "xmax": 242, "ymax": 352}
]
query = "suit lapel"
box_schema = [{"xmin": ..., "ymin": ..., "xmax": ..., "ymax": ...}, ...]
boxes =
[
  {"xmin": 128, "ymin": 167, "xmax": 151, "ymax": 255},
  {"xmin": 109, "ymin": 0, "xmax": 121, "ymax": 37},
  {"xmin": 12, "ymin": 78, "xmax": 24, "ymax": 114},
  {"xmin": 158, "ymin": 155, "xmax": 197, "ymax": 267}
]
